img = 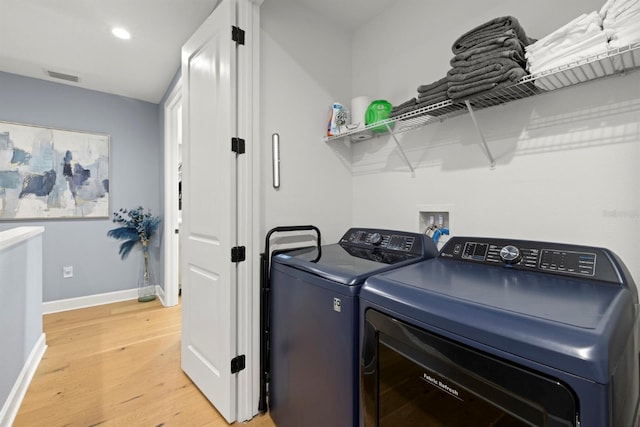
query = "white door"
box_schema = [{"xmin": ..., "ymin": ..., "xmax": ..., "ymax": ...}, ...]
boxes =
[
  {"xmin": 162, "ymin": 79, "xmax": 181, "ymax": 308},
  {"xmin": 180, "ymin": 0, "xmax": 239, "ymax": 422}
]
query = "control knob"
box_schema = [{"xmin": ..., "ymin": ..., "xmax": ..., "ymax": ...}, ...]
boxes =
[
  {"xmin": 369, "ymin": 232, "xmax": 383, "ymax": 246},
  {"xmin": 500, "ymin": 245, "xmax": 522, "ymax": 264}
]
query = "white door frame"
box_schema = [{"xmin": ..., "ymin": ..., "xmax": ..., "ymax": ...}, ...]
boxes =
[
  {"xmin": 162, "ymin": 78, "xmax": 182, "ymax": 308},
  {"xmin": 238, "ymin": 0, "xmax": 263, "ymax": 420}
]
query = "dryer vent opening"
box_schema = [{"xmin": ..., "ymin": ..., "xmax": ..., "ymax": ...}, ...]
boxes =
[{"xmin": 46, "ymin": 70, "xmax": 80, "ymax": 83}]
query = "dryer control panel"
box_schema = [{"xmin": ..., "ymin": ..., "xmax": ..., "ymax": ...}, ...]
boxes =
[
  {"xmin": 340, "ymin": 228, "xmax": 437, "ymax": 258},
  {"xmin": 440, "ymin": 236, "xmax": 630, "ymax": 285}
]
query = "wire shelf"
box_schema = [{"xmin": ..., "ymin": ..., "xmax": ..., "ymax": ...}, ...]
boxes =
[{"xmin": 325, "ymin": 41, "xmax": 640, "ymax": 144}]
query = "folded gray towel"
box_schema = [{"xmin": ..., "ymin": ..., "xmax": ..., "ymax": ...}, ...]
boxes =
[
  {"xmin": 449, "ymin": 78, "xmax": 528, "ymax": 101},
  {"xmin": 455, "ymin": 32, "xmax": 517, "ymax": 53},
  {"xmin": 448, "ymin": 57, "xmax": 523, "ymax": 76},
  {"xmin": 452, "ymin": 16, "xmax": 534, "ymax": 54},
  {"xmin": 448, "ymin": 82, "xmax": 499, "ymax": 100},
  {"xmin": 447, "ymin": 62, "xmax": 502, "ymax": 82},
  {"xmin": 418, "ymin": 83, "xmax": 449, "ymax": 98},
  {"xmin": 462, "ymin": 45, "xmax": 525, "ymax": 64},
  {"xmin": 452, "ymin": 37, "xmax": 523, "ymax": 62},
  {"xmin": 450, "ymin": 49, "xmax": 525, "ymax": 69},
  {"xmin": 418, "ymin": 86, "xmax": 447, "ymax": 96},
  {"xmin": 390, "ymin": 94, "xmax": 451, "ymax": 118},
  {"xmin": 416, "ymin": 93, "xmax": 448, "ymax": 105},
  {"xmin": 448, "ymin": 67, "xmax": 526, "ymax": 94},
  {"xmin": 417, "ymin": 76, "xmax": 448, "ymax": 94},
  {"xmin": 455, "ymin": 29, "xmax": 519, "ymax": 51},
  {"xmin": 448, "ymin": 65, "xmax": 520, "ymax": 87},
  {"xmin": 392, "ymin": 97, "xmax": 417, "ymax": 111},
  {"xmin": 447, "ymin": 68, "xmax": 527, "ymax": 100}
]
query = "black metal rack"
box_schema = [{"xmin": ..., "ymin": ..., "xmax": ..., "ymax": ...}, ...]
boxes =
[{"xmin": 258, "ymin": 225, "xmax": 322, "ymax": 414}]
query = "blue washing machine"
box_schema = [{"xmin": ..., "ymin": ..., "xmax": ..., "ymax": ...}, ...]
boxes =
[
  {"xmin": 268, "ymin": 227, "xmax": 438, "ymax": 427},
  {"xmin": 360, "ymin": 236, "xmax": 640, "ymax": 426}
]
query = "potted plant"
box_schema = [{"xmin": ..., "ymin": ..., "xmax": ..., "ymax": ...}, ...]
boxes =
[{"xmin": 108, "ymin": 206, "xmax": 161, "ymax": 302}]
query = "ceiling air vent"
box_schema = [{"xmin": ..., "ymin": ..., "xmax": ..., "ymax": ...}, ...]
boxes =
[{"xmin": 46, "ymin": 70, "xmax": 80, "ymax": 83}]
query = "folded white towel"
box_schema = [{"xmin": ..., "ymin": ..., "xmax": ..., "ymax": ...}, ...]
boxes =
[
  {"xmin": 525, "ymin": 0, "xmax": 639, "ymax": 83},
  {"xmin": 604, "ymin": 5, "xmax": 640, "ymax": 27},
  {"xmin": 529, "ymin": 13, "xmax": 589, "ymax": 48},
  {"xmin": 528, "ymin": 31, "xmax": 610, "ymax": 75},
  {"xmin": 601, "ymin": 0, "xmax": 640, "ymax": 22},
  {"xmin": 525, "ymin": 11, "xmax": 603, "ymax": 71},
  {"xmin": 600, "ymin": 0, "xmax": 615, "ymax": 17},
  {"xmin": 528, "ymin": 22, "xmax": 602, "ymax": 57},
  {"xmin": 609, "ymin": 25, "xmax": 640, "ymax": 47},
  {"xmin": 526, "ymin": 12, "xmax": 602, "ymax": 55},
  {"xmin": 601, "ymin": 0, "xmax": 640, "ymax": 46}
]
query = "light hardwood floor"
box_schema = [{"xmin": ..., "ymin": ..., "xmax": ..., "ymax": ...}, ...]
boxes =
[{"xmin": 14, "ymin": 298, "xmax": 275, "ymax": 427}]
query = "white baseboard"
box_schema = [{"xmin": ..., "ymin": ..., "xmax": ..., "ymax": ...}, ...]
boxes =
[
  {"xmin": 42, "ymin": 288, "xmax": 138, "ymax": 314},
  {"xmin": 0, "ymin": 333, "xmax": 47, "ymax": 427},
  {"xmin": 156, "ymin": 285, "xmax": 167, "ymax": 306}
]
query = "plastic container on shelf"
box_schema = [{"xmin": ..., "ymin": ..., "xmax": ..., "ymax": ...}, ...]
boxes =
[
  {"xmin": 327, "ymin": 102, "xmax": 347, "ymax": 137},
  {"xmin": 365, "ymin": 100, "xmax": 393, "ymax": 133}
]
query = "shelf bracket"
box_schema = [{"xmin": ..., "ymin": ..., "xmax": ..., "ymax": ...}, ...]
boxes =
[
  {"xmin": 464, "ymin": 100, "xmax": 496, "ymax": 169},
  {"xmin": 384, "ymin": 123, "xmax": 415, "ymax": 174}
]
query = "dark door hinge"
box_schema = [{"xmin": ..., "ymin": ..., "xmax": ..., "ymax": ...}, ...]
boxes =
[
  {"xmin": 231, "ymin": 355, "xmax": 246, "ymax": 374},
  {"xmin": 232, "ymin": 137, "xmax": 245, "ymax": 154},
  {"xmin": 232, "ymin": 26, "xmax": 245, "ymax": 45},
  {"xmin": 231, "ymin": 246, "xmax": 246, "ymax": 263}
]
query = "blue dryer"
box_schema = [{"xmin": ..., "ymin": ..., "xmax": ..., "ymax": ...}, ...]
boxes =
[
  {"xmin": 268, "ymin": 227, "xmax": 438, "ymax": 427},
  {"xmin": 360, "ymin": 236, "xmax": 640, "ymax": 426}
]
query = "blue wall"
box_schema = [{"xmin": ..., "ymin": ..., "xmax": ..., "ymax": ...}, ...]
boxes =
[{"xmin": 0, "ymin": 71, "xmax": 162, "ymax": 302}]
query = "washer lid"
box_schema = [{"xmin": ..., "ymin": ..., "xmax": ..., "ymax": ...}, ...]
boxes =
[
  {"xmin": 273, "ymin": 243, "xmax": 423, "ymax": 286},
  {"xmin": 369, "ymin": 258, "xmax": 624, "ymax": 328},
  {"xmin": 271, "ymin": 227, "xmax": 438, "ymax": 286},
  {"xmin": 361, "ymin": 258, "xmax": 636, "ymax": 383}
]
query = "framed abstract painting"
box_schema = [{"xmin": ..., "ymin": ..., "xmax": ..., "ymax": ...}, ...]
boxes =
[{"xmin": 0, "ymin": 121, "xmax": 110, "ymax": 220}]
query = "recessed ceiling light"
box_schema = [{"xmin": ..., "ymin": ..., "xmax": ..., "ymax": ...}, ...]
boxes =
[{"xmin": 111, "ymin": 27, "xmax": 131, "ymax": 40}]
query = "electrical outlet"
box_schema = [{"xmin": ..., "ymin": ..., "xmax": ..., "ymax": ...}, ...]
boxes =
[{"xmin": 63, "ymin": 266, "xmax": 73, "ymax": 278}]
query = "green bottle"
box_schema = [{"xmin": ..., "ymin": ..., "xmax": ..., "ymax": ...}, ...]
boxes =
[{"xmin": 365, "ymin": 100, "xmax": 393, "ymax": 133}]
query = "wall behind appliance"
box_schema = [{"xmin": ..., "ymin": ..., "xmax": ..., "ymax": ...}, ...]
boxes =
[
  {"xmin": 348, "ymin": 0, "xmax": 640, "ymax": 283},
  {"xmin": 0, "ymin": 71, "xmax": 162, "ymax": 302},
  {"xmin": 260, "ymin": 0, "xmax": 354, "ymax": 244}
]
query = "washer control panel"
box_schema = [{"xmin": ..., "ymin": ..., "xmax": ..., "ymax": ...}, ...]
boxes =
[
  {"xmin": 441, "ymin": 236, "xmax": 623, "ymax": 284},
  {"xmin": 340, "ymin": 228, "xmax": 436, "ymax": 257}
]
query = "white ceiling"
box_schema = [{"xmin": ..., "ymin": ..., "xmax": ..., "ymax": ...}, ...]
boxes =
[{"xmin": 0, "ymin": 0, "xmax": 395, "ymax": 104}]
